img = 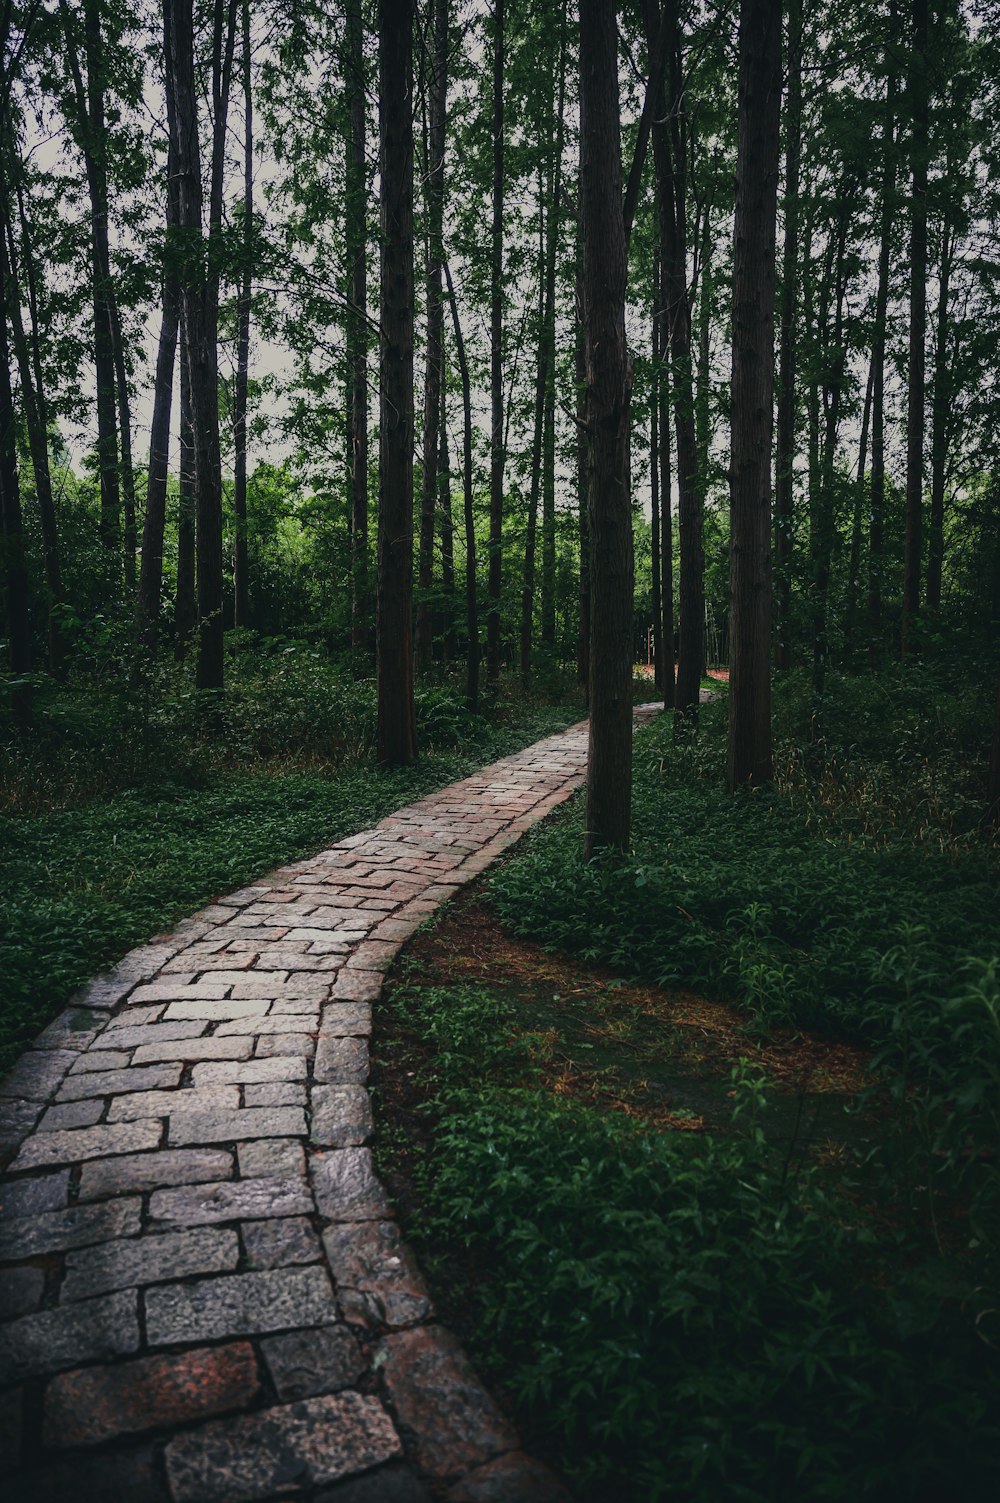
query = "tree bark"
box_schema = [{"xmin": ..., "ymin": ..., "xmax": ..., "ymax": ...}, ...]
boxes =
[
  {"xmin": 580, "ymin": 0, "xmax": 632, "ymax": 857},
  {"xmin": 902, "ymin": 0, "xmax": 929, "ymax": 655},
  {"xmin": 728, "ymin": 0, "xmax": 781, "ymax": 790},
  {"xmin": 417, "ymin": 0, "xmax": 448, "ymax": 672},
  {"xmin": 774, "ymin": 0, "xmax": 801, "ymax": 671},
  {"xmin": 926, "ymin": 208, "xmax": 951, "ymax": 612},
  {"xmin": 60, "ymin": 0, "xmax": 120, "ymax": 589},
  {"xmin": 644, "ymin": 0, "xmax": 701, "ymax": 726},
  {"xmin": 575, "ymin": 211, "xmax": 590, "ymax": 698},
  {"xmin": 438, "ymin": 351, "xmax": 456, "ymax": 660},
  {"xmin": 345, "ymin": 0, "xmax": 369, "ymax": 653},
  {"xmin": 2, "ymin": 194, "xmax": 64, "ymax": 673},
  {"xmin": 541, "ymin": 16, "xmax": 566, "ymax": 651},
  {"xmin": 138, "ymin": 1, "xmax": 181, "ymax": 653},
  {"xmin": 174, "ymin": 326, "xmax": 196, "ymax": 657},
  {"xmin": 377, "ymin": 0, "xmax": 417, "ymax": 764},
  {"xmin": 520, "ymin": 182, "xmax": 546, "ymax": 686},
  {"xmin": 868, "ymin": 32, "xmax": 898, "ymax": 654},
  {"xmin": 0, "ymin": 112, "xmax": 32, "ymax": 726},
  {"xmin": 232, "ymin": 0, "xmax": 252, "ymax": 631},
  {"xmin": 650, "ymin": 261, "xmax": 662, "ymax": 689},
  {"xmin": 659, "ymin": 301, "xmax": 675, "ymax": 709},
  {"xmin": 811, "ymin": 194, "xmax": 849, "ymax": 698},
  {"xmin": 486, "ymin": 0, "xmax": 504, "ymax": 682},
  {"xmin": 444, "ymin": 261, "xmax": 478, "ymax": 711}
]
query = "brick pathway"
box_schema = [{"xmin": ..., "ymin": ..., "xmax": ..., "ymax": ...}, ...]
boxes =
[{"xmin": 0, "ymin": 708, "xmax": 661, "ymax": 1502}]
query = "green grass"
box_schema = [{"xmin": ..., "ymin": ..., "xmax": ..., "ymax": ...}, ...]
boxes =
[
  {"xmin": 376, "ymin": 667, "xmax": 1000, "ymax": 1501},
  {"xmin": 0, "ymin": 660, "xmax": 585, "ymax": 1072}
]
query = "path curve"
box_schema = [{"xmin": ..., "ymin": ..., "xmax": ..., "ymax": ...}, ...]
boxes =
[{"xmin": 0, "ymin": 706, "xmax": 662, "ymax": 1502}]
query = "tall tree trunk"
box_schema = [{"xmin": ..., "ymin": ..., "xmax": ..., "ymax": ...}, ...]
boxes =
[
  {"xmin": 232, "ymin": 0, "xmax": 252, "ymax": 631},
  {"xmin": 2, "ymin": 196, "xmax": 63, "ymax": 673},
  {"xmin": 520, "ymin": 183, "xmax": 546, "ymax": 686},
  {"xmin": 580, "ymin": 0, "xmax": 632, "ymax": 857},
  {"xmin": 728, "ymin": 0, "xmax": 780, "ymax": 790},
  {"xmin": 645, "ymin": 0, "xmax": 702, "ymax": 726},
  {"xmin": 417, "ymin": 0, "xmax": 448, "ymax": 672},
  {"xmin": 439, "ymin": 352, "xmax": 456, "ymax": 661},
  {"xmin": 138, "ymin": 4, "xmax": 180, "ymax": 653},
  {"xmin": 60, "ymin": 0, "xmax": 120, "ymax": 589},
  {"xmin": 659, "ymin": 325, "xmax": 674, "ymax": 708},
  {"xmin": 0, "ymin": 139, "xmax": 32, "ymax": 726},
  {"xmin": 486, "ymin": 0, "xmax": 504, "ymax": 682},
  {"xmin": 541, "ymin": 13, "xmax": 567, "ymax": 651},
  {"xmin": 443, "ymin": 262, "xmax": 478, "ymax": 711},
  {"xmin": 345, "ymin": 0, "xmax": 369, "ymax": 652},
  {"xmin": 774, "ymin": 0, "xmax": 801, "ymax": 671},
  {"xmin": 109, "ymin": 297, "xmax": 137, "ymax": 597},
  {"xmin": 174, "ymin": 328, "xmax": 196, "ymax": 657},
  {"xmin": 868, "ymin": 35, "xmax": 898, "ymax": 654},
  {"xmin": 844, "ymin": 356, "xmax": 874, "ymax": 651},
  {"xmin": 650, "ymin": 261, "xmax": 662, "ymax": 689},
  {"xmin": 811, "ymin": 197, "xmax": 849, "ymax": 698},
  {"xmin": 902, "ymin": 0, "xmax": 929, "ymax": 655},
  {"xmin": 376, "ymin": 0, "xmax": 417, "ymax": 764},
  {"xmin": 926, "ymin": 209, "xmax": 951, "ymax": 612},
  {"xmin": 575, "ymin": 213, "xmax": 590, "ymax": 697}
]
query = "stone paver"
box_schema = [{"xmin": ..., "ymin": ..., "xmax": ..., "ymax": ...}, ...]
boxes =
[{"xmin": 0, "ymin": 711, "xmax": 657, "ymax": 1497}]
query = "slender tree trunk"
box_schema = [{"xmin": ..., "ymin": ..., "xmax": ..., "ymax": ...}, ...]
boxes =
[
  {"xmin": 728, "ymin": 0, "xmax": 780, "ymax": 790},
  {"xmin": 811, "ymin": 199, "xmax": 849, "ymax": 698},
  {"xmin": 869, "ymin": 40, "xmax": 898, "ymax": 654},
  {"xmin": 0, "ymin": 163, "xmax": 32, "ymax": 726},
  {"xmin": 575, "ymin": 215, "xmax": 590, "ymax": 697},
  {"xmin": 659, "ymin": 326, "xmax": 674, "ymax": 708},
  {"xmin": 902, "ymin": 0, "xmax": 929, "ymax": 655},
  {"xmin": 844, "ymin": 356, "xmax": 874, "ymax": 651},
  {"xmin": 345, "ymin": 0, "xmax": 369, "ymax": 653},
  {"xmin": 541, "ymin": 15, "xmax": 567, "ymax": 651},
  {"xmin": 60, "ymin": 0, "xmax": 120, "ymax": 587},
  {"xmin": 377, "ymin": 0, "xmax": 417, "ymax": 764},
  {"xmin": 774, "ymin": 0, "xmax": 801, "ymax": 671},
  {"xmin": 174, "ymin": 333, "xmax": 196, "ymax": 657},
  {"xmin": 580, "ymin": 0, "xmax": 632, "ymax": 857},
  {"xmin": 2, "ymin": 200, "xmax": 63, "ymax": 673},
  {"xmin": 650, "ymin": 261, "xmax": 662, "ymax": 689},
  {"xmin": 108, "ymin": 298, "xmax": 137, "ymax": 597},
  {"xmin": 926, "ymin": 210, "xmax": 951, "ymax": 612},
  {"xmin": 486, "ymin": 0, "xmax": 504, "ymax": 682},
  {"xmin": 695, "ymin": 207, "xmax": 713, "ymax": 510},
  {"xmin": 417, "ymin": 0, "xmax": 448, "ymax": 672},
  {"xmin": 444, "ymin": 261, "xmax": 477, "ymax": 710},
  {"xmin": 520, "ymin": 185, "xmax": 546, "ymax": 686},
  {"xmin": 138, "ymin": 5, "xmax": 180, "ymax": 654},
  {"xmin": 232, "ymin": 0, "xmax": 252, "ymax": 631},
  {"xmin": 645, "ymin": 0, "xmax": 701, "ymax": 725},
  {"xmin": 439, "ymin": 354, "xmax": 456, "ymax": 660}
]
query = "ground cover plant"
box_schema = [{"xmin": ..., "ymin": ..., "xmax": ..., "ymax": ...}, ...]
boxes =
[
  {"xmin": 376, "ymin": 670, "xmax": 1000, "ymax": 1501},
  {"xmin": 0, "ymin": 645, "xmax": 585, "ymax": 1072}
]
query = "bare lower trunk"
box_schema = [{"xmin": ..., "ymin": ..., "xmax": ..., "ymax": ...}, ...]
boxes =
[
  {"xmin": 727, "ymin": 0, "xmax": 781, "ymax": 790},
  {"xmin": 486, "ymin": 0, "xmax": 504, "ymax": 681},
  {"xmin": 902, "ymin": 0, "xmax": 929, "ymax": 656},
  {"xmin": 443, "ymin": 263, "xmax": 478, "ymax": 712},
  {"xmin": 232, "ymin": 0, "xmax": 252, "ymax": 631},
  {"xmin": 774, "ymin": 0, "xmax": 800, "ymax": 671},
  {"xmin": 581, "ymin": 0, "xmax": 633, "ymax": 857},
  {"xmin": 346, "ymin": 0, "xmax": 369, "ymax": 652},
  {"xmin": 869, "ymin": 40, "xmax": 898, "ymax": 654},
  {"xmin": 376, "ymin": 0, "xmax": 417, "ymax": 764},
  {"xmin": 174, "ymin": 324, "xmax": 196, "ymax": 658}
]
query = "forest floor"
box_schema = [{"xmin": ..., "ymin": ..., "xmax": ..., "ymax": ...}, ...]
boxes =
[{"xmin": 1, "ymin": 710, "xmax": 672, "ymax": 1501}]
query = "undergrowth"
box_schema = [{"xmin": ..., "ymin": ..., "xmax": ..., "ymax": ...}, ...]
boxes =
[
  {"xmin": 0, "ymin": 651, "xmax": 585, "ymax": 1071},
  {"xmin": 382, "ymin": 979, "xmax": 1000, "ymax": 1501}
]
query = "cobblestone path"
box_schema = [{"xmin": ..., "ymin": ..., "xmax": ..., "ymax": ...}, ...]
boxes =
[{"xmin": 0, "ymin": 708, "xmax": 660, "ymax": 1502}]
